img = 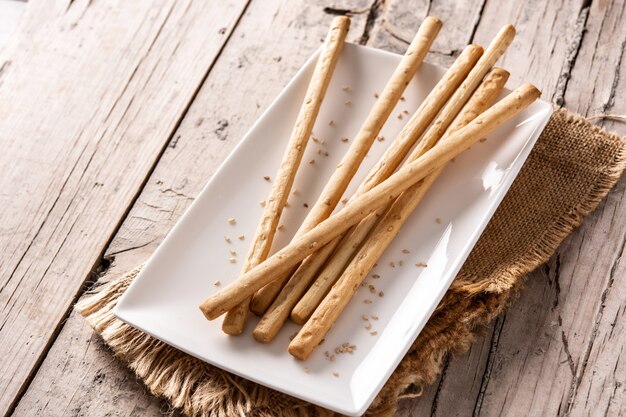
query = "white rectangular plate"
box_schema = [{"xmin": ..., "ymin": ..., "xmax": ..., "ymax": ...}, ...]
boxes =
[{"xmin": 116, "ymin": 43, "xmax": 552, "ymax": 416}]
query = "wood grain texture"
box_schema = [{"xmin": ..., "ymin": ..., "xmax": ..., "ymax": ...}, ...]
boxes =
[
  {"xmin": 398, "ymin": 0, "xmax": 626, "ymax": 416},
  {"xmin": 10, "ymin": 0, "xmax": 370, "ymax": 415},
  {"xmin": 0, "ymin": 0, "xmax": 25, "ymax": 48},
  {"xmin": 471, "ymin": 1, "xmax": 626, "ymax": 415},
  {"xmin": 0, "ymin": 0, "xmax": 249, "ymax": 414},
  {"xmin": 6, "ymin": 0, "xmax": 626, "ymax": 416}
]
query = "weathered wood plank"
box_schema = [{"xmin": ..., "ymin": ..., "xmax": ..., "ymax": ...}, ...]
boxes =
[
  {"xmin": 12, "ymin": 0, "xmax": 626, "ymax": 416},
  {"xmin": 473, "ymin": 0, "xmax": 626, "ymax": 415},
  {"xmin": 396, "ymin": 328, "xmax": 495, "ymax": 417},
  {"xmin": 387, "ymin": 0, "xmax": 589, "ymax": 414},
  {"xmin": 563, "ymin": 2, "xmax": 626, "ymax": 415},
  {"xmin": 365, "ymin": 0, "xmax": 487, "ymax": 67},
  {"xmin": 0, "ymin": 0, "xmax": 25, "ymax": 49},
  {"xmin": 11, "ymin": 0, "xmax": 372, "ymax": 415},
  {"xmin": 0, "ymin": 0, "xmax": 249, "ymax": 414}
]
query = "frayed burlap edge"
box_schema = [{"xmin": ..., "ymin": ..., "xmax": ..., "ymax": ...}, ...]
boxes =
[
  {"xmin": 76, "ymin": 108, "xmax": 625, "ymax": 417},
  {"xmin": 452, "ymin": 108, "xmax": 626, "ymax": 295}
]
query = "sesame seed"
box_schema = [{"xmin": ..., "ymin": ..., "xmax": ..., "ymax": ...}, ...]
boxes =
[
  {"xmin": 415, "ymin": 262, "xmax": 428, "ymax": 267},
  {"xmin": 333, "ymin": 372, "xmax": 340, "ymax": 377},
  {"xmin": 341, "ymin": 198, "xmax": 349, "ymax": 205},
  {"xmin": 365, "ymin": 323, "xmax": 372, "ymax": 330},
  {"xmin": 402, "ymin": 249, "xmax": 410, "ymax": 254},
  {"xmin": 259, "ymin": 200, "xmax": 266, "ymax": 207},
  {"xmin": 309, "ymin": 159, "xmax": 315, "ymax": 165},
  {"xmin": 303, "ymin": 203, "xmax": 309, "ymax": 208},
  {"xmin": 224, "ymin": 235, "xmax": 231, "ymax": 243},
  {"xmin": 373, "ymin": 92, "xmax": 379, "ymax": 98},
  {"xmin": 371, "ymin": 315, "xmax": 378, "ymax": 320},
  {"xmin": 436, "ymin": 218, "xmax": 442, "ymax": 224},
  {"xmin": 397, "ymin": 113, "xmax": 403, "ymax": 120},
  {"xmin": 389, "ymin": 261, "xmax": 396, "ymax": 268},
  {"xmin": 329, "ymin": 119, "xmax": 335, "ymax": 126},
  {"xmin": 379, "ymin": 291, "xmax": 384, "ymax": 297},
  {"xmin": 364, "ymin": 299, "xmax": 372, "ymax": 304},
  {"xmin": 303, "ymin": 367, "xmax": 310, "ymax": 373},
  {"xmin": 229, "ymin": 249, "xmax": 237, "ymax": 256},
  {"xmin": 403, "ymin": 109, "xmax": 409, "ymax": 115},
  {"xmin": 278, "ymin": 225, "xmax": 285, "ymax": 231},
  {"xmin": 344, "ymin": 100, "xmax": 352, "ymax": 106},
  {"xmin": 342, "ymin": 85, "xmax": 349, "ymax": 92},
  {"xmin": 229, "ymin": 257, "xmax": 236, "ymax": 263},
  {"xmin": 399, "ymin": 260, "xmax": 404, "ymax": 267},
  {"xmin": 362, "ymin": 314, "xmax": 369, "ymax": 320},
  {"xmin": 311, "ymin": 136, "xmax": 319, "ymax": 143},
  {"xmin": 400, "ymin": 96, "xmax": 406, "ymax": 101},
  {"xmin": 238, "ymin": 235, "xmax": 245, "ymax": 240},
  {"xmin": 372, "ymin": 274, "xmax": 380, "ymax": 279},
  {"xmin": 370, "ymin": 331, "xmax": 378, "ymax": 336},
  {"xmin": 227, "ymin": 218, "xmax": 236, "ymax": 225},
  {"xmin": 479, "ymin": 137, "xmax": 487, "ymax": 143},
  {"xmin": 341, "ymin": 136, "xmax": 349, "ymax": 142},
  {"xmin": 214, "ymin": 280, "xmax": 221, "ymax": 286},
  {"xmin": 292, "ymin": 188, "xmax": 299, "ymax": 195},
  {"xmin": 263, "ymin": 176, "xmax": 271, "ymax": 181},
  {"xmin": 377, "ymin": 136, "xmax": 385, "ymax": 142}
]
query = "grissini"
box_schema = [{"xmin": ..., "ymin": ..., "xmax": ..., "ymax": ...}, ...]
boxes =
[
  {"xmin": 252, "ymin": 44, "xmax": 484, "ymax": 342},
  {"xmin": 291, "ymin": 25, "xmax": 517, "ymax": 324},
  {"xmin": 248, "ymin": 16, "xmax": 443, "ymax": 316},
  {"xmin": 220, "ymin": 16, "xmax": 351, "ymax": 335},
  {"xmin": 288, "ymin": 78, "xmax": 531, "ymax": 361},
  {"xmin": 199, "ymin": 83, "xmax": 541, "ymax": 322}
]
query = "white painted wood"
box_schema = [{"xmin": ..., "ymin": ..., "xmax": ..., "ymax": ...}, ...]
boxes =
[
  {"xmin": 0, "ymin": 0, "xmax": 25, "ymax": 49},
  {"xmin": 5, "ymin": 0, "xmax": 625, "ymax": 416}
]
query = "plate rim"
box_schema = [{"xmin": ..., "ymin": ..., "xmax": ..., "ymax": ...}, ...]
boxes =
[{"xmin": 114, "ymin": 42, "xmax": 553, "ymax": 416}]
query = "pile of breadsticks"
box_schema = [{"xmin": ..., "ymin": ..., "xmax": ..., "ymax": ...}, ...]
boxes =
[{"xmin": 200, "ymin": 15, "xmax": 540, "ymax": 360}]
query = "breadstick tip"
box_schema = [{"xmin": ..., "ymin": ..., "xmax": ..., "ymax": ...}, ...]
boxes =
[
  {"xmin": 496, "ymin": 24, "xmax": 516, "ymax": 44},
  {"xmin": 490, "ymin": 67, "xmax": 510, "ymax": 77},
  {"xmin": 288, "ymin": 340, "xmax": 310, "ymax": 361},
  {"xmin": 484, "ymin": 68, "xmax": 510, "ymax": 87},
  {"xmin": 289, "ymin": 310, "xmax": 308, "ymax": 325},
  {"xmin": 199, "ymin": 300, "xmax": 221, "ymax": 321},
  {"xmin": 331, "ymin": 15, "xmax": 351, "ymax": 29},
  {"xmin": 520, "ymin": 83, "xmax": 541, "ymax": 99},
  {"xmin": 423, "ymin": 16, "xmax": 443, "ymax": 28},
  {"xmin": 252, "ymin": 327, "xmax": 272, "ymax": 344},
  {"xmin": 466, "ymin": 43, "xmax": 485, "ymax": 55}
]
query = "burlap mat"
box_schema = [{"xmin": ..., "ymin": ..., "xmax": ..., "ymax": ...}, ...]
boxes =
[{"xmin": 77, "ymin": 108, "xmax": 625, "ymax": 417}]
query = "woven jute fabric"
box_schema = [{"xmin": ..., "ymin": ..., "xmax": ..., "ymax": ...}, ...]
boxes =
[{"xmin": 77, "ymin": 108, "xmax": 625, "ymax": 417}]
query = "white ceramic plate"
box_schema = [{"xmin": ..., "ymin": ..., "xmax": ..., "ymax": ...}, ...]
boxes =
[{"xmin": 116, "ymin": 43, "xmax": 552, "ymax": 416}]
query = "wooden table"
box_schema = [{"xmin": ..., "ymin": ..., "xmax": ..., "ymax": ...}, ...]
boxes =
[{"xmin": 1, "ymin": 1, "xmax": 624, "ymax": 416}]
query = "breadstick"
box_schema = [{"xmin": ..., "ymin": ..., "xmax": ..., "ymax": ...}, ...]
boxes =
[
  {"xmin": 252, "ymin": 45, "xmax": 484, "ymax": 342},
  {"xmin": 291, "ymin": 25, "xmax": 516, "ymax": 324},
  {"xmin": 199, "ymin": 83, "xmax": 540, "ymax": 322},
  {"xmin": 220, "ymin": 16, "xmax": 351, "ymax": 335},
  {"xmin": 288, "ymin": 78, "xmax": 532, "ymax": 361},
  {"xmin": 248, "ymin": 16, "xmax": 443, "ymax": 315}
]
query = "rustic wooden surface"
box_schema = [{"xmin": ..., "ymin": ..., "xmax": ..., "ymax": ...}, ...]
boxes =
[{"xmin": 1, "ymin": 0, "xmax": 624, "ymax": 416}]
